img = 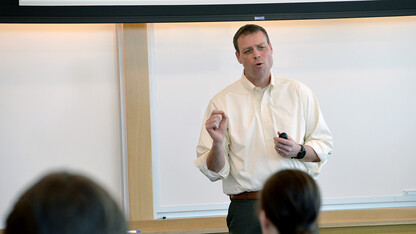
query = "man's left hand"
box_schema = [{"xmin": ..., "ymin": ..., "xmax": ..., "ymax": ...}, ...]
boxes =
[{"xmin": 273, "ymin": 131, "xmax": 301, "ymax": 158}]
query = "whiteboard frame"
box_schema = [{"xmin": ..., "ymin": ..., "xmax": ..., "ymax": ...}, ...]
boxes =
[{"xmin": 1, "ymin": 0, "xmax": 416, "ymax": 23}]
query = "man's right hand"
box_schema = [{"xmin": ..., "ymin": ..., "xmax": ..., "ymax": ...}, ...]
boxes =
[
  {"xmin": 206, "ymin": 110, "xmax": 228, "ymax": 172},
  {"xmin": 205, "ymin": 110, "xmax": 228, "ymax": 143}
]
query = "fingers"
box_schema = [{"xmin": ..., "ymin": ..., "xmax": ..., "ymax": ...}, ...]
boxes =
[
  {"xmin": 219, "ymin": 112, "xmax": 228, "ymax": 130},
  {"xmin": 274, "ymin": 136, "xmax": 289, "ymax": 147},
  {"xmin": 205, "ymin": 110, "xmax": 227, "ymax": 143},
  {"xmin": 206, "ymin": 110, "xmax": 227, "ymax": 131},
  {"xmin": 206, "ymin": 116, "xmax": 221, "ymax": 130},
  {"xmin": 210, "ymin": 110, "xmax": 224, "ymax": 116},
  {"xmin": 275, "ymin": 144, "xmax": 290, "ymax": 156},
  {"xmin": 274, "ymin": 138, "xmax": 292, "ymax": 150},
  {"xmin": 274, "ymin": 132, "xmax": 294, "ymax": 157},
  {"xmin": 274, "ymin": 131, "xmax": 293, "ymax": 145}
]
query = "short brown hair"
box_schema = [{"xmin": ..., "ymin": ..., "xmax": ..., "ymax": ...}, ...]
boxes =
[
  {"xmin": 260, "ymin": 169, "xmax": 321, "ymax": 234},
  {"xmin": 233, "ymin": 24, "xmax": 270, "ymax": 53}
]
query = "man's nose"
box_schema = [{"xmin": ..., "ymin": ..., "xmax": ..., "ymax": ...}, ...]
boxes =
[{"xmin": 253, "ymin": 49, "xmax": 260, "ymax": 59}]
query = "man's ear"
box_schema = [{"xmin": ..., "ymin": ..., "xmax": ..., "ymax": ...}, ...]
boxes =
[{"xmin": 235, "ymin": 51, "xmax": 242, "ymax": 64}]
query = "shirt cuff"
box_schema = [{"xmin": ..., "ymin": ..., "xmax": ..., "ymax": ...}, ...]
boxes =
[{"xmin": 304, "ymin": 140, "xmax": 333, "ymax": 176}]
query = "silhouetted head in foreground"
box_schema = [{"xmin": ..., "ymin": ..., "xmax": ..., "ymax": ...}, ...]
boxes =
[
  {"xmin": 5, "ymin": 171, "xmax": 127, "ymax": 234},
  {"xmin": 259, "ymin": 169, "xmax": 321, "ymax": 234}
]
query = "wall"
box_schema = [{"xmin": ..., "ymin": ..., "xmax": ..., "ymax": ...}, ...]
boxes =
[
  {"xmin": 150, "ymin": 16, "xmax": 416, "ymax": 218},
  {"xmin": 0, "ymin": 24, "xmax": 124, "ymax": 228}
]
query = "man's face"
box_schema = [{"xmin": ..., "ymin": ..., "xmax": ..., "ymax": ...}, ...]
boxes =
[{"xmin": 235, "ymin": 31, "xmax": 273, "ymax": 83}]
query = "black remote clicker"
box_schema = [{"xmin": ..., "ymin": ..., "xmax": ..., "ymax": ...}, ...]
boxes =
[{"xmin": 279, "ymin": 132, "xmax": 288, "ymax": 139}]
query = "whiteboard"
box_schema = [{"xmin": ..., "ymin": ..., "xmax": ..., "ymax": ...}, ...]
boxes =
[
  {"xmin": 0, "ymin": 24, "xmax": 124, "ymax": 228},
  {"xmin": 150, "ymin": 16, "xmax": 416, "ymax": 218}
]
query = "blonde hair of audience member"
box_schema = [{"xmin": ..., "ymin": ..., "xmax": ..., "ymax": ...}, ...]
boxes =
[
  {"xmin": 5, "ymin": 171, "xmax": 127, "ymax": 234},
  {"xmin": 259, "ymin": 169, "xmax": 321, "ymax": 234}
]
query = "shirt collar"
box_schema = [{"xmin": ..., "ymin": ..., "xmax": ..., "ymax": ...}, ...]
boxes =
[
  {"xmin": 270, "ymin": 73, "xmax": 276, "ymax": 91},
  {"xmin": 240, "ymin": 72, "xmax": 277, "ymax": 92}
]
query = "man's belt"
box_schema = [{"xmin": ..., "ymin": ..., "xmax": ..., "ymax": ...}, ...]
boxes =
[{"xmin": 230, "ymin": 191, "xmax": 259, "ymax": 200}]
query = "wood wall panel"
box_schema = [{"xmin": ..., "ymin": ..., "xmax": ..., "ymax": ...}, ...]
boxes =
[
  {"xmin": 124, "ymin": 23, "xmax": 154, "ymax": 220},
  {"xmin": 127, "ymin": 207, "xmax": 416, "ymax": 233}
]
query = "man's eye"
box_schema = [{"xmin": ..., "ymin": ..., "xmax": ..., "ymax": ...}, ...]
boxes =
[{"xmin": 244, "ymin": 49, "xmax": 251, "ymax": 54}]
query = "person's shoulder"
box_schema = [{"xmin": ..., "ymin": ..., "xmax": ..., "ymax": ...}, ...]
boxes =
[
  {"xmin": 211, "ymin": 79, "xmax": 246, "ymax": 101},
  {"xmin": 275, "ymin": 76, "xmax": 316, "ymax": 101},
  {"xmin": 275, "ymin": 76, "xmax": 310, "ymax": 91}
]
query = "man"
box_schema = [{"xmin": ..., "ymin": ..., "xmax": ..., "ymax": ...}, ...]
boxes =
[{"xmin": 194, "ymin": 24, "xmax": 333, "ymax": 234}]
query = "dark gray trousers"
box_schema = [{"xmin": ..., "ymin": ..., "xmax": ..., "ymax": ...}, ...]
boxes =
[{"xmin": 226, "ymin": 199, "xmax": 262, "ymax": 234}]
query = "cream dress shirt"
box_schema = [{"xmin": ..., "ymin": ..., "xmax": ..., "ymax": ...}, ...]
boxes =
[{"xmin": 194, "ymin": 73, "xmax": 333, "ymax": 195}]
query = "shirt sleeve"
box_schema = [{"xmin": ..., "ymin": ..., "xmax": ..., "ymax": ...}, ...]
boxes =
[
  {"xmin": 301, "ymin": 85, "xmax": 334, "ymax": 176},
  {"xmin": 194, "ymin": 101, "xmax": 230, "ymax": 182}
]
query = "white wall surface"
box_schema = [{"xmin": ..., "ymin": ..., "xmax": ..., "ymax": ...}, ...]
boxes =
[
  {"xmin": 0, "ymin": 24, "xmax": 123, "ymax": 228},
  {"xmin": 151, "ymin": 16, "xmax": 416, "ymax": 218}
]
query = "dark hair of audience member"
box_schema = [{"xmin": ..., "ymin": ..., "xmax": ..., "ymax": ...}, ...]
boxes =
[
  {"xmin": 5, "ymin": 171, "xmax": 127, "ymax": 234},
  {"xmin": 259, "ymin": 169, "xmax": 321, "ymax": 234}
]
